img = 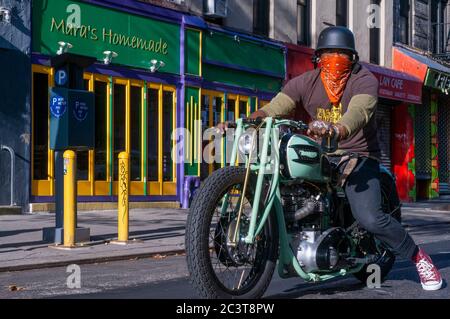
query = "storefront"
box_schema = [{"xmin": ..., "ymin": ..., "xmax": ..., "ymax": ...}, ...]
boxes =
[
  {"xmin": 393, "ymin": 45, "xmax": 450, "ymax": 200},
  {"xmin": 32, "ymin": 0, "xmax": 183, "ymax": 206},
  {"xmin": 30, "ymin": 0, "xmax": 286, "ymax": 208},
  {"xmin": 285, "ymin": 44, "xmax": 423, "ymax": 202},
  {"xmin": 362, "ymin": 62, "xmax": 422, "ymax": 183},
  {"xmin": 182, "ymin": 16, "xmax": 286, "ymax": 186}
]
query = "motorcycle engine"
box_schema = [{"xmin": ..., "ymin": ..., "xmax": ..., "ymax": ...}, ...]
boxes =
[
  {"xmin": 281, "ymin": 184, "xmax": 352, "ymax": 273},
  {"xmin": 294, "ymin": 228, "xmax": 351, "ymax": 273}
]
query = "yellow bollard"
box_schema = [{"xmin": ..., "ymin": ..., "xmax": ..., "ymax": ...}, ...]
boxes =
[
  {"xmin": 117, "ymin": 152, "xmax": 129, "ymax": 242},
  {"xmin": 63, "ymin": 150, "xmax": 77, "ymax": 247}
]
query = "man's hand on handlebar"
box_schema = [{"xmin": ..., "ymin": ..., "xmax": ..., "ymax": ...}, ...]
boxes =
[{"xmin": 307, "ymin": 120, "xmax": 348, "ymax": 141}]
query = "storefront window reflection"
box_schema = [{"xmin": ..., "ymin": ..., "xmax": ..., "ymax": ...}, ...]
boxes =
[
  {"xmin": 147, "ymin": 88, "xmax": 159, "ymax": 182},
  {"xmin": 94, "ymin": 81, "xmax": 107, "ymax": 181},
  {"xmin": 130, "ymin": 86, "xmax": 142, "ymax": 181},
  {"xmin": 163, "ymin": 91, "xmax": 174, "ymax": 182}
]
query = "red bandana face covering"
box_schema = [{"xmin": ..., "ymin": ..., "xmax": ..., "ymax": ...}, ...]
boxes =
[{"xmin": 319, "ymin": 53, "xmax": 353, "ymax": 106}]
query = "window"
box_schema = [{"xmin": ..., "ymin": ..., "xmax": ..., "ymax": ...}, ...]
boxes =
[
  {"xmin": 94, "ymin": 81, "xmax": 107, "ymax": 181},
  {"xmin": 399, "ymin": 0, "xmax": 410, "ymax": 45},
  {"xmin": 431, "ymin": 0, "xmax": 445, "ymax": 54},
  {"xmin": 147, "ymin": 88, "xmax": 159, "ymax": 182},
  {"xmin": 200, "ymin": 94, "xmax": 211, "ymax": 179},
  {"xmin": 162, "ymin": 91, "xmax": 174, "ymax": 182},
  {"xmin": 113, "ymin": 83, "xmax": 126, "ymax": 181},
  {"xmin": 130, "ymin": 86, "xmax": 142, "ymax": 181},
  {"xmin": 239, "ymin": 99, "xmax": 248, "ymax": 119},
  {"xmin": 31, "ymin": 65, "xmax": 176, "ymax": 197},
  {"xmin": 297, "ymin": 0, "xmax": 310, "ymax": 45},
  {"xmin": 227, "ymin": 98, "xmax": 236, "ymax": 122},
  {"xmin": 253, "ymin": 0, "xmax": 270, "ymax": 36},
  {"xmin": 212, "ymin": 96, "xmax": 222, "ymax": 171},
  {"xmin": 76, "ymin": 79, "xmax": 91, "ymax": 181},
  {"xmin": 336, "ymin": 0, "xmax": 348, "ymax": 27},
  {"xmin": 147, "ymin": 86, "xmax": 176, "ymax": 186},
  {"xmin": 370, "ymin": 0, "xmax": 381, "ymax": 64}
]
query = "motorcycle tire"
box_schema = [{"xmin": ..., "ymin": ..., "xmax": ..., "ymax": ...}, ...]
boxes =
[{"xmin": 186, "ymin": 166, "xmax": 279, "ymax": 299}]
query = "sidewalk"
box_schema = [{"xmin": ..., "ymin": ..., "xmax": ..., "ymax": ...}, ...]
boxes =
[
  {"xmin": 0, "ymin": 208, "xmax": 187, "ymax": 272},
  {"xmin": 1, "ymin": 202, "xmax": 450, "ymax": 273}
]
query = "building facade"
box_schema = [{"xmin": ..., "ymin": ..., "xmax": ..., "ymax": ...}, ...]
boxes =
[
  {"xmin": 0, "ymin": 0, "xmax": 31, "ymax": 209},
  {"xmin": 3, "ymin": 0, "xmax": 450, "ymax": 209},
  {"xmin": 0, "ymin": 0, "xmax": 286, "ymax": 211},
  {"xmin": 390, "ymin": 0, "xmax": 450, "ymax": 201}
]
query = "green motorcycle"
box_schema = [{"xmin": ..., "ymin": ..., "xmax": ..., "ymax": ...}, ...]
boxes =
[{"xmin": 185, "ymin": 117, "xmax": 401, "ymax": 299}]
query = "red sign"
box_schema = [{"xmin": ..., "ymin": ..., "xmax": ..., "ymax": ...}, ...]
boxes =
[{"xmin": 362, "ymin": 62, "xmax": 422, "ymax": 104}]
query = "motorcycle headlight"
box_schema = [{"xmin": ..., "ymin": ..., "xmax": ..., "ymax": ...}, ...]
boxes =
[{"xmin": 238, "ymin": 132, "xmax": 256, "ymax": 155}]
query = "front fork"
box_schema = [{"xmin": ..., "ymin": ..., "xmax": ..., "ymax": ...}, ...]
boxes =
[{"xmin": 220, "ymin": 118, "xmax": 365, "ymax": 282}]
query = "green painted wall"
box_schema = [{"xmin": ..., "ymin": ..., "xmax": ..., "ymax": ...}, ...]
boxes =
[
  {"xmin": 203, "ymin": 32, "xmax": 285, "ymax": 77},
  {"xmin": 200, "ymin": 32, "xmax": 285, "ymax": 92},
  {"xmin": 202, "ymin": 64, "xmax": 283, "ymax": 93},
  {"xmin": 185, "ymin": 29, "xmax": 201, "ymax": 76},
  {"xmin": 33, "ymin": 0, "xmax": 180, "ymax": 74}
]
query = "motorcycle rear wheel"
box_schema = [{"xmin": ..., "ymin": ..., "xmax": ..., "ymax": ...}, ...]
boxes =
[{"xmin": 186, "ymin": 166, "xmax": 279, "ymax": 299}]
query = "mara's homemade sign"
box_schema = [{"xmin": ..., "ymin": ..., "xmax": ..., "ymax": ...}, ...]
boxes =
[{"xmin": 33, "ymin": 0, "xmax": 180, "ymax": 74}]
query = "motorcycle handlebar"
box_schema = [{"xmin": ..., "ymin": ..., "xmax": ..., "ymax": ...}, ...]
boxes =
[{"xmin": 219, "ymin": 117, "xmax": 309, "ymax": 131}]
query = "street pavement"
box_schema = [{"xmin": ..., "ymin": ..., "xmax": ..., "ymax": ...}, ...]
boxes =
[
  {"xmin": 0, "ymin": 223, "xmax": 448, "ymax": 299},
  {"xmin": 1, "ymin": 201, "xmax": 450, "ymax": 272},
  {"xmin": 0, "ymin": 202, "xmax": 450, "ymax": 298}
]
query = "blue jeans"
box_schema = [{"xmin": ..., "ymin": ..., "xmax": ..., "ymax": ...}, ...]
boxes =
[{"xmin": 344, "ymin": 156, "xmax": 417, "ymax": 260}]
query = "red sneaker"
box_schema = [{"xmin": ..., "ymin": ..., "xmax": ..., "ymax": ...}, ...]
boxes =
[{"xmin": 413, "ymin": 248, "xmax": 443, "ymax": 291}]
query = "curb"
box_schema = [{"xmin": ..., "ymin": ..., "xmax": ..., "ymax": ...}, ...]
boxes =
[
  {"xmin": 0, "ymin": 206, "xmax": 22, "ymax": 215},
  {"xmin": 0, "ymin": 249, "xmax": 186, "ymax": 273}
]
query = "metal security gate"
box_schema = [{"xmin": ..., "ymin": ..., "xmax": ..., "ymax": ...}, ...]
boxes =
[
  {"xmin": 376, "ymin": 103, "xmax": 392, "ymax": 172},
  {"xmin": 438, "ymin": 95, "xmax": 450, "ymax": 194},
  {"xmin": 415, "ymin": 92, "xmax": 432, "ymax": 180}
]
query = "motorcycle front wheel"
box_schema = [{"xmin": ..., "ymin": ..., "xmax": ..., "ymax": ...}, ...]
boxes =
[{"xmin": 185, "ymin": 166, "xmax": 279, "ymax": 299}]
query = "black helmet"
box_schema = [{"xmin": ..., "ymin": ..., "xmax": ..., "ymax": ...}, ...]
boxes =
[{"xmin": 315, "ymin": 26, "xmax": 358, "ymax": 55}]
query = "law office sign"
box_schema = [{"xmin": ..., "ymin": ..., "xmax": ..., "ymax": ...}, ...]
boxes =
[{"xmin": 425, "ymin": 68, "xmax": 450, "ymax": 94}]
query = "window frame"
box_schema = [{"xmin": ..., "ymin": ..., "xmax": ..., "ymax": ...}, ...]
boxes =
[
  {"xmin": 147, "ymin": 83, "xmax": 177, "ymax": 196},
  {"xmin": 399, "ymin": 0, "xmax": 411, "ymax": 45},
  {"xmin": 253, "ymin": 0, "xmax": 271, "ymax": 37},
  {"xmin": 336, "ymin": 0, "xmax": 348, "ymax": 27},
  {"xmin": 297, "ymin": 0, "xmax": 310, "ymax": 46}
]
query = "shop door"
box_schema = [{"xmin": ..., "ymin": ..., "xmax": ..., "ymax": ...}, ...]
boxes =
[
  {"xmin": 438, "ymin": 95, "xmax": 450, "ymax": 194},
  {"xmin": 376, "ymin": 103, "xmax": 392, "ymax": 172},
  {"xmin": 200, "ymin": 91, "xmax": 224, "ymax": 179}
]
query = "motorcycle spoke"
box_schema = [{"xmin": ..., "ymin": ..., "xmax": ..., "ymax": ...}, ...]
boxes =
[{"xmin": 206, "ymin": 184, "xmax": 264, "ymax": 293}]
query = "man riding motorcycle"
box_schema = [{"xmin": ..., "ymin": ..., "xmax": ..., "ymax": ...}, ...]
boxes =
[{"xmin": 218, "ymin": 26, "xmax": 442, "ymax": 291}]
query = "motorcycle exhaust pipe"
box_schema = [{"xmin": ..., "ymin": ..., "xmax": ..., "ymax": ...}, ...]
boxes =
[{"xmin": 294, "ymin": 199, "xmax": 318, "ymax": 221}]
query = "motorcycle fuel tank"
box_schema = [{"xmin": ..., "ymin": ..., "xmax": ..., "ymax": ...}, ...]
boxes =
[{"xmin": 280, "ymin": 134, "xmax": 329, "ymax": 183}]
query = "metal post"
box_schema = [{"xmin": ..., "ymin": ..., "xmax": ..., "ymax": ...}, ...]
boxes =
[
  {"xmin": 0, "ymin": 145, "xmax": 15, "ymax": 206},
  {"xmin": 63, "ymin": 150, "xmax": 77, "ymax": 247},
  {"xmin": 117, "ymin": 152, "xmax": 129, "ymax": 242}
]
